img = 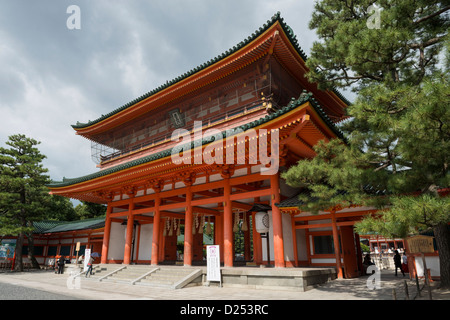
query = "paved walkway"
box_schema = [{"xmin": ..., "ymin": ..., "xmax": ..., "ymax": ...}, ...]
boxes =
[{"xmin": 0, "ymin": 268, "xmax": 448, "ymax": 301}]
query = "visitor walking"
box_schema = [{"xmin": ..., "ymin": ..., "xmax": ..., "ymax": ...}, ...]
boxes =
[
  {"xmin": 393, "ymin": 250, "xmax": 404, "ymax": 277},
  {"xmin": 85, "ymin": 256, "xmax": 95, "ymax": 277}
]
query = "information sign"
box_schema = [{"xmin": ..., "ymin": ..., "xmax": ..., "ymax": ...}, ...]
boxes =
[
  {"xmin": 84, "ymin": 248, "xmax": 91, "ymax": 272},
  {"xmin": 407, "ymin": 235, "xmax": 434, "ymax": 254},
  {"xmin": 206, "ymin": 245, "xmax": 221, "ymax": 286}
]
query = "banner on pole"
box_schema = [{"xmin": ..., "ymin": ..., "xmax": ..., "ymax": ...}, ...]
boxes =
[{"xmin": 83, "ymin": 248, "xmax": 91, "ymax": 272}]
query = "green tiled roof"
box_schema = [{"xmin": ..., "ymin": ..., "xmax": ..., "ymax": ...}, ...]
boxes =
[
  {"xmin": 48, "ymin": 90, "xmax": 345, "ymax": 188},
  {"xmin": 72, "ymin": 12, "xmax": 350, "ymax": 130},
  {"xmin": 33, "ymin": 216, "xmax": 105, "ymax": 234},
  {"xmin": 33, "ymin": 221, "xmax": 67, "ymax": 233}
]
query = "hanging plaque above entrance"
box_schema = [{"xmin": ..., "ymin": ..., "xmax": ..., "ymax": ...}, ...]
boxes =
[{"xmin": 168, "ymin": 108, "xmax": 185, "ymax": 129}]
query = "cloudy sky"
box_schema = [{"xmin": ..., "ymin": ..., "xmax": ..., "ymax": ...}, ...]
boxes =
[{"xmin": 0, "ymin": 0, "xmax": 348, "ymax": 183}]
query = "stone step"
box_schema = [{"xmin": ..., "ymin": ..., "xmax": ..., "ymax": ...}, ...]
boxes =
[{"xmin": 139, "ymin": 277, "xmax": 175, "ymax": 284}]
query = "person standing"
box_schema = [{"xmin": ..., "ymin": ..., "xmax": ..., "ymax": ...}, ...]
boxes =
[
  {"xmin": 393, "ymin": 250, "xmax": 405, "ymax": 277},
  {"xmin": 402, "ymin": 251, "xmax": 409, "ymax": 273},
  {"xmin": 57, "ymin": 256, "xmax": 65, "ymax": 274}
]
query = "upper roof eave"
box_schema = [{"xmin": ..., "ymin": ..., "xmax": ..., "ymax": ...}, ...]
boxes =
[{"xmin": 71, "ymin": 12, "xmax": 350, "ymax": 136}]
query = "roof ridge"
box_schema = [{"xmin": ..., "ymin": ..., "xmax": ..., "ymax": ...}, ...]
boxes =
[
  {"xmin": 72, "ymin": 12, "xmax": 284, "ymax": 129},
  {"xmin": 72, "ymin": 12, "xmax": 350, "ymax": 130}
]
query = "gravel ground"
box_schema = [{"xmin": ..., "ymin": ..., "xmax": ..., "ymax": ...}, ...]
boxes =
[{"xmin": 0, "ymin": 281, "xmax": 83, "ymax": 300}]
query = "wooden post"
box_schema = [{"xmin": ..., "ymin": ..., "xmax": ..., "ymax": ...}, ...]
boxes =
[
  {"xmin": 404, "ymin": 280, "xmax": 409, "ymax": 300},
  {"xmin": 223, "ymin": 177, "xmax": 233, "ymax": 267},
  {"xmin": 422, "ymin": 253, "xmax": 432, "ymax": 300},
  {"xmin": 101, "ymin": 205, "xmax": 112, "ymax": 264},
  {"xmin": 252, "ymin": 211, "xmax": 262, "ymax": 265},
  {"xmin": 291, "ymin": 214, "xmax": 298, "ymax": 267},
  {"xmin": 270, "ymin": 173, "xmax": 285, "ymax": 268},
  {"xmin": 123, "ymin": 195, "xmax": 135, "ymax": 265},
  {"xmin": 151, "ymin": 193, "xmax": 161, "ymax": 265},
  {"xmin": 415, "ymin": 273, "xmax": 421, "ymax": 297},
  {"xmin": 184, "ymin": 186, "xmax": 193, "ymax": 266},
  {"xmin": 331, "ymin": 210, "xmax": 343, "ymax": 278}
]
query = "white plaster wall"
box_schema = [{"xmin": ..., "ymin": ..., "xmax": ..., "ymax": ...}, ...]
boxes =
[
  {"xmin": 311, "ymin": 258, "xmax": 336, "ymax": 264},
  {"xmin": 108, "ymin": 222, "xmax": 126, "ymax": 261},
  {"xmin": 137, "ymin": 224, "xmax": 153, "ymax": 261},
  {"xmin": 282, "ymin": 212, "xmax": 294, "ymax": 263}
]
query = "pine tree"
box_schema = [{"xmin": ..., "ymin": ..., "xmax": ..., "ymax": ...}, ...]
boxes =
[
  {"xmin": 282, "ymin": 0, "xmax": 450, "ymax": 287},
  {"xmin": 0, "ymin": 134, "xmax": 50, "ymax": 271}
]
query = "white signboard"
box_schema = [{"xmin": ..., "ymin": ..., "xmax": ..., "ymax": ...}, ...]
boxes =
[
  {"xmin": 206, "ymin": 245, "xmax": 221, "ymax": 285},
  {"xmin": 83, "ymin": 248, "xmax": 91, "ymax": 272}
]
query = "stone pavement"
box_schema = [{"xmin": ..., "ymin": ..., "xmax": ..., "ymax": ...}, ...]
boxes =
[{"xmin": 0, "ymin": 268, "xmax": 448, "ymax": 301}]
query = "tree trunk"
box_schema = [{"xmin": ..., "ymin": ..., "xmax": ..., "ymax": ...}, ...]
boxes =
[
  {"xmin": 14, "ymin": 232, "xmax": 24, "ymax": 272},
  {"xmin": 26, "ymin": 234, "xmax": 41, "ymax": 269},
  {"xmin": 433, "ymin": 222, "xmax": 450, "ymax": 289}
]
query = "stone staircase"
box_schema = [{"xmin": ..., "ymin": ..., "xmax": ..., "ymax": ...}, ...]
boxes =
[{"xmin": 86, "ymin": 264, "xmax": 203, "ymax": 289}]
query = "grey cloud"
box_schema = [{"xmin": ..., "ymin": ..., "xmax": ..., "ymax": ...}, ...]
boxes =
[{"xmin": 0, "ymin": 0, "xmax": 321, "ymax": 183}]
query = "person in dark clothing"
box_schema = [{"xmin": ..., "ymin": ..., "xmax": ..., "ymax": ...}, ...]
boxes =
[
  {"xmin": 57, "ymin": 256, "xmax": 65, "ymax": 274},
  {"xmin": 393, "ymin": 250, "xmax": 404, "ymax": 277},
  {"xmin": 362, "ymin": 253, "xmax": 375, "ymax": 275}
]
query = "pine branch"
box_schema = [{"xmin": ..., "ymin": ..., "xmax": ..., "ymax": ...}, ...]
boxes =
[{"xmin": 413, "ymin": 5, "xmax": 450, "ymax": 25}]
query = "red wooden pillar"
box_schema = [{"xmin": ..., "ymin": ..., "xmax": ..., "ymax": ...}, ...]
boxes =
[
  {"xmin": 123, "ymin": 198, "xmax": 135, "ymax": 265},
  {"xmin": 223, "ymin": 177, "xmax": 233, "ymax": 267},
  {"xmin": 215, "ymin": 214, "xmax": 224, "ymax": 263},
  {"xmin": 151, "ymin": 193, "xmax": 161, "ymax": 265},
  {"xmin": 244, "ymin": 213, "xmax": 251, "ymax": 261},
  {"xmin": 270, "ymin": 173, "xmax": 285, "ymax": 268},
  {"xmin": 252, "ymin": 212, "xmax": 262, "ymax": 264},
  {"xmin": 101, "ymin": 204, "xmax": 112, "ymax": 264},
  {"xmin": 331, "ymin": 210, "xmax": 343, "ymax": 279},
  {"xmin": 184, "ymin": 186, "xmax": 193, "ymax": 266}
]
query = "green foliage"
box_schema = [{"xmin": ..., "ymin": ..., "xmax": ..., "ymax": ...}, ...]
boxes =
[
  {"xmin": 283, "ymin": 0, "xmax": 449, "ymax": 222},
  {"xmin": 355, "ymin": 195, "xmax": 450, "ymax": 238},
  {"xmin": 46, "ymin": 195, "xmax": 77, "ymax": 221},
  {"xmin": 0, "ymin": 134, "xmax": 50, "ymax": 236},
  {"xmin": 74, "ymin": 201, "xmax": 106, "ymax": 220},
  {"xmin": 360, "ymin": 242, "xmax": 370, "ymax": 253},
  {"xmin": 307, "ymin": 0, "xmax": 449, "ymax": 90},
  {"xmin": 288, "ymin": 0, "xmax": 450, "ymax": 286}
]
